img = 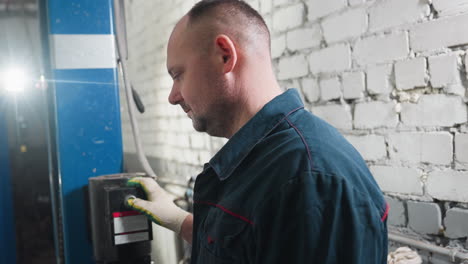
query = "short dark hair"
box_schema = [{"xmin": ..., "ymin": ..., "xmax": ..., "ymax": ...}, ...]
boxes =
[{"xmin": 187, "ymin": 0, "xmax": 271, "ymax": 50}]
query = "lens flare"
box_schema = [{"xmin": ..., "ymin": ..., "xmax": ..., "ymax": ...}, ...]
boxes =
[{"xmin": 1, "ymin": 67, "xmax": 27, "ymax": 93}]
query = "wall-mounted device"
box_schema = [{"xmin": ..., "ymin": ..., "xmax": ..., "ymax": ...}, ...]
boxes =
[{"xmin": 88, "ymin": 173, "xmax": 153, "ymax": 264}]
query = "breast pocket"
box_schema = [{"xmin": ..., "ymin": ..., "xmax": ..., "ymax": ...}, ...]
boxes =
[{"xmin": 196, "ymin": 207, "xmax": 251, "ymax": 264}]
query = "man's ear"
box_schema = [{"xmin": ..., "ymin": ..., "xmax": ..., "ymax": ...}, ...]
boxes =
[{"xmin": 215, "ymin": 34, "xmax": 237, "ymax": 74}]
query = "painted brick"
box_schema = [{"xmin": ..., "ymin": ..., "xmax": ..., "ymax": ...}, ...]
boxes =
[
  {"xmin": 410, "ymin": 13, "xmax": 468, "ymax": 52},
  {"xmin": 307, "ymin": 0, "xmax": 347, "ymax": 21},
  {"xmin": 301, "ymin": 78, "xmax": 320, "ymax": 103},
  {"xmin": 429, "ymin": 54, "xmax": 461, "ymax": 88},
  {"xmin": 198, "ymin": 150, "xmax": 212, "ymax": 164},
  {"xmin": 273, "ymin": 0, "xmax": 289, "ymax": 7},
  {"xmin": 278, "ymin": 54, "xmax": 308, "ymax": 80},
  {"xmin": 271, "ymin": 34, "xmax": 286, "ymax": 59},
  {"xmin": 401, "ymin": 95, "xmax": 468, "ymax": 127},
  {"xmin": 465, "ymin": 53, "xmax": 468, "ymax": 79},
  {"xmin": 345, "ymin": 134, "xmax": 386, "ymax": 161},
  {"xmin": 245, "ymin": 0, "xmax": 260, "ymax": 11},
  {"xmin": 321, "ymin": 8, "xmax": 367, "ymax": 43},
  {"xmin": 444, "ymin": 208, "xmax": 468, "ymax": 238},
  {"xmin": 190, "ymin": 133, "xmax": 209, "ymax": 149},
  {"xmin": 367, "ymin": 64, "xmax": 393, "ymax": 95},
  {"xmin": 308, "ymin": 44, "xmax": 351, "ymax": 74},
  {"xmin": 427, "ymin": 170, "xmax": 468, "ymax": 203},
  {"xmin": 342, "ymin": 72, "xmax": 365, "ymax": 99},
  {"xmin": 348, "ymin": 0, "xmax": 365, "ymax": 6},
  {"xmin": 395, "ymin": 58, "xmax": 427, "ymax": 90},
  {"xmin": 455, "ymin": 133, "xmax": 468, "ymax": 164},
  {"xmin": 444, "ymin": 83, "xmax": 466, "ymax": 97},
  {"xmin": 432, "ymin": 0, "xmax": 468, "ymax": 17},
  {"xmin": 354, "ymin": 101, "xmax": 398, "ymax": 129},
  {"xmin": 272, "ymin": 3, "xmax": 304, "ymax": 32},
  {"xmin": 407, "ymin": 201, "xmax": 442, "ymax": 235},
  {"xmin": 175, "ymin": 133, "xmax": 190, "ymax": 148},
  {"xmin": 320, "ymin": 77, "xmax": 341, "ymax": 101},
  {"xmin": 389, "ymin": 132, "xmax": 453, "ymax": 165},
  {"xmin": 354, "ymin": 33, "xmax": 409, "ymax": 66},
  {"xmin": 183, "ymin": 149, "xmax": 199, "ymax": 165},
  {"xmin": 311, "ymin": 104, "xmax": 352, "ymax": 130},
  {"xmin": 369, "ymin": 166, "xmax": 422, "ymax": 195},
  {"xmin": 385, "ymin": 196, "xmax": 406, "ymax": 226},
  {"xmin": 259, "ymin": 0, "xmax": 272, "ymax": 14},
  {"xmin": 286, "ymin": 25, "xmax": 321, "ymax": 51},
  {"xmin": 366, "ymin": 64, "xmax": 393, "ymax": 94},
  {"xmin": 368, "ymin": 0, "xmax": 429, "ymax": 32}
]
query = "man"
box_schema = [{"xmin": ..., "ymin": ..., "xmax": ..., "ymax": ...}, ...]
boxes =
[{"xmin": 127, "ymin": 0, "xmax": 389, "ymax": 263}]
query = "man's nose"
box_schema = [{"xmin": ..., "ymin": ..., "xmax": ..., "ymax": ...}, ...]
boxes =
[{"xmin": 168, "ymin": 85, "xmax": 182, "ymax": 105}]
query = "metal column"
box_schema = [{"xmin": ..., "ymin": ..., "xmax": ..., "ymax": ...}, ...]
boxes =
[
  {"xmin": 0, "ymin": 99, "xmax": 17, "ymax": 264},
  {"xmin": 45, "ymin": 0, "xmax": 123, "ymax": 263}
]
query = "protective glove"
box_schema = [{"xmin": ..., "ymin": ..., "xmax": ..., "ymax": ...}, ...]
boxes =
[
  {"xmin": 126, "ymin": 177, "xmax": 189, "ymax": 235},
  {"xmin": 387, "ymin": 247, "xmax": 422, "ymax": 264}
]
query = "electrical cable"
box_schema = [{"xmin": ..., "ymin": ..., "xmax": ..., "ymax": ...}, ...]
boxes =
[{"xmin": 113, "ymin": 0, "xmax": 156, "ymax": 178}]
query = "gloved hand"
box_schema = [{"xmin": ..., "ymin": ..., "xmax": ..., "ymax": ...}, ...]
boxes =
[
  {"xmin": 126, "ymin": 177, "xmax": 190, "ymax": 235},
  {"xmin": 387, "ymin": 247, "xmax": 422, "ymax": 264}
]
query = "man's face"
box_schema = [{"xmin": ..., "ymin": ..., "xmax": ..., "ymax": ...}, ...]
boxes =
[{"xmin": 167, "ymin": 18, "xmax": 233, "ymax": 137}]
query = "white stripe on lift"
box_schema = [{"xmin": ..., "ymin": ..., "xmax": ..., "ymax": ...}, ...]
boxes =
[{"xmin": 50, "ymin": 34, "xmax": 116, "ymax": 69}]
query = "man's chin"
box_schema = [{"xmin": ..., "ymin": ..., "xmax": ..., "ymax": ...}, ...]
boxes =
[{"xmin": 191, "ymin": 119, "xmax": 206, "ymax": 133}]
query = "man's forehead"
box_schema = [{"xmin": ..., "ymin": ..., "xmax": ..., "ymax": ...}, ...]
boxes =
[{"xmin": 167, "ymin": 16, "xmax": 189, "ymax": 69}]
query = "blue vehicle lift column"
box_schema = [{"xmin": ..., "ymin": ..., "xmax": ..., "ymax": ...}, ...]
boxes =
[
  {"xmin": 0, "ymin": 101, "xmax": 16, "ymax": 264},
  {"xmin": 46, "ymin": 1, "xmax": 123, "ymax": 263}
]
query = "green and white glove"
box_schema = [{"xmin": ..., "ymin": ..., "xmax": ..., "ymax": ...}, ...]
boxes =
[{"xmin": 126, "ymin": 177, "xmax": 189, "ymax": 235}]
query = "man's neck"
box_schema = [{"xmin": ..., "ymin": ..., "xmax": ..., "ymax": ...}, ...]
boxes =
[{"xmin": 225, "ymin": 76, "xmax": 282, "ymax": 139}]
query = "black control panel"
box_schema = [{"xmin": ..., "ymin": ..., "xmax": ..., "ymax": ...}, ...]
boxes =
[{"xmin": 88, "ymin": 174, "xmax": 152, "ymax": 264}]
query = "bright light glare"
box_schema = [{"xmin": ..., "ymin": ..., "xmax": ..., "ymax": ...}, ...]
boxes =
[{"xmin": 1, "ymin": 68, "xmax": 27, "ymax": 93}]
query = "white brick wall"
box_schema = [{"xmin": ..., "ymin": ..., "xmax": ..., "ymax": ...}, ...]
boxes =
[
  {"xmin": 311, "ymin": 104, "xmax": 352, "ymax": 130},
  {"xmin": 306, "ymin": 0, "xmax": 347, "ymax": 21},
  {"xmin": 429, "ymin": 54, "xmax": 461, "ymax": 88},
  {"xmin": 465, "ymin": 53, "xmax": 468, "ymax": 79},
  {"xmin": 444, "ymin": 208, "xmax": 468, "ymax": 238},
  {"xmin": 427, "ymin": 170, "xmax": 468, "ymax": 203},
  {"xmin": 354, "ymin": 101, "xmax": 398, "ymax": 129},
  {"xmin": 260, "ymin": 0, "xmax": 273, "ymax": 14},
  {"xmin": 301, "ymin": 78, "xmax": 320, "ymax": 103},
  {"xmin": 346, "ymin": 134, "xmax": 386, "ymax": 161},
  {"xmin": 368, "ymin": 0, "xmax": 429, "ymax": 32},
  {"xmin": 124, "ymin": 0, "xmax": 468, "ymax": 247},
  {"xmin": 342, "ymin": 72, "xmax": 365, "ymax": 99},
  {"xmin": 432, "ymin": 0, "xmax": 468, "ymax": 17},
  {"xmin": 271, "ymin": 34, "xmax": 286, "ymax": 58},
  {"xmin": 410, "ymin": 14, "xmax": 468, "ymax": 52},
  {"xmin": 308, "ymin": 44, "xmax": 351, "ymax": 74},
  {"xmin": 394, "ymin": 57, "xmax": 427, "ymax": 90},
  {"xmin": 348, "ymin": 0, "xmax": 365, "ymax": 6},
  {"xmin": 354, "ymin": 33, "xmax": 409, "ymax": 66},
  {"xmin": 286, "ymin": 26, "xmax": 321, "ymax": 51},
  {"xmin": 278, "ymin": 54, "xmax": 308, "ymax": 80},
  {"xmin": 366, "ymin": 64, "xmax": 393, "ymax": 95},
  {"xmin": 370, "ymin": 166, "xmax": 423, "ymax": 195},
  {"xmin": 389, "ymin": 132, "xmax": 453, "ymax": 165},
  {"xmin": 401, "ymin": 95, "xmax": 467, "ymax": 127},
  {"xmin": 272, "ymin": 3, "xmax": 304, "ymax": 32},
  {"xmin": 319, "ymin": 77, "xmax": 341, "ymax": 101},
  {"xmin": 321, "ymin": 8, "xmax": 367, "ymax": 43},
  {"xmin": 407, "ymin": 201, "xmax": 442, "ymax": 235},
  {"xmin": 455, "ymin": 133, "xmax": 468, "ymax": 165}
]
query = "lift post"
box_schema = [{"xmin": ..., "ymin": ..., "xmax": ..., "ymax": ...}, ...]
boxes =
[
  {"xmin": 0, "ymin": 99, "xmax": 17, "ymax": 264},
  {"xmin": 45, "ymin": 0, "xmax": 124, "ymax": 263}
]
